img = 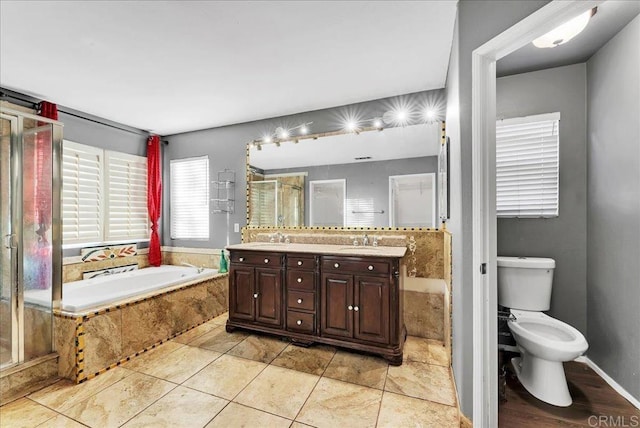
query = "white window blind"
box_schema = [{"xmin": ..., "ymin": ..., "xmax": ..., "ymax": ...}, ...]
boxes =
[
  {"xmin": 62, "ymin": 141, "xmax": 103, "ymax": 245},
  {"xmin": 170, "ymin": 156, "xmax": 209, "ymax": 240},
  {"xmin": 104, "ymin": 151, "xmax": 148, "ymax": 241},
  {"xmin": 496, "ymin": 112, "xmax": 560, "ymax": 218}
]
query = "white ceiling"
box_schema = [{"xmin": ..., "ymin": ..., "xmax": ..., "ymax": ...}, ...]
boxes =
[
  {"xmin": 0, "ymin": 1, "xmax": 458, "ymax": 135},
  {"xmin": 250, "ymin": 123, "xmax": 441, "ymax": 170}
]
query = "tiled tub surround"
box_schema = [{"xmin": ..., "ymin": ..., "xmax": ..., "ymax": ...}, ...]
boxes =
[
  {"xmin": 242, "ymin": 228, "xmax": 452, "ymax": 346},
  {"xmin": 54, "ymin": 273, "xmax": 229, "ymax": 384}
]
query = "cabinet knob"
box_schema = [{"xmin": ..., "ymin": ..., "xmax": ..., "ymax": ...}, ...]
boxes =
[
  {"xmin": 297, "ymin": 260, "xmax": 303, "ymax": 266},
  {"xmin": 297, "ymin": 278, "xmax": 302, "ymax": 283},
  {"xmin": 354, "ymin": 306, "xmax": 359, "ymax": 312},
  {"xmin": 297, "ymin": 298, "xmax": 303, "ymax": 304},
  {"xmin": 296, "ymin": 320, "xmax": 302, "ymax": 326},
  {"xmin": 334, "ymin": 263, "xmax": 340, "ymax": 268},
  {"xmin": 368, "ymin": 265, "xmax": 374, "ymax": 271},
  {"xmin": 253, "ymin": 293, "xmax": 258, "ymax": 298},
  {"xmin": 348, "ymin": 305, "xmax": 353, "ymax": 311},
  {"xmin": 239, "ymin": 257, "xmax": 244, "ymax": 262},
  {"xmin": 264, "ymin": 258, "xmax": 269, "ymax": 263}
]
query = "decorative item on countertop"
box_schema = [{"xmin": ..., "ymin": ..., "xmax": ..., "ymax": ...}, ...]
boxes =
[{"xmin": 219, "ymin": 250, "xmax": 228, "ymax": 273}]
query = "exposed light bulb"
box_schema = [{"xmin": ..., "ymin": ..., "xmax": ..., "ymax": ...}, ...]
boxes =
[
  {"xmin": 396, "ymin": 110, "xmax": 408, "ymax": 122},
  {"xmin": 425, "ymin": 110, "xmax": 436, "ymax": 121},
  {"xmin": 276, "ymin": 127, "xmax": 289, "ymax": 139},
  {"xmin": 533, "ymin": 9, "xmax": 593, "ymax": 48},
  {"xmin": 373, "ymin": 119, "xmax": 383, "ymax": 128},
  {"xmin": 263, "ymin": 136, "xmax": 272, "ymax": 144},
  {"xmin": 346, "ymin": 120, "xmax": 357, "ymax": 132},
  {"xmin": 300, "ymin": 125, "xmax": 309, "ymax": 135}
]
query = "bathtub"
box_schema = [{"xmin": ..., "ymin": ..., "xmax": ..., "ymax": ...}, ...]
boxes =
[{"xmin": 26, "ymin": 265, "xmax": 218, "ymax": 312}]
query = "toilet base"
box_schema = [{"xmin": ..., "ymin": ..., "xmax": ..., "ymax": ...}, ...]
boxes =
[{"xmin": 511, "ymin": 354, "xmax": 572, "ymax": 407}]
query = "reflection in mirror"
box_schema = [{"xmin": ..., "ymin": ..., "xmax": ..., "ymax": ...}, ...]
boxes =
[{"xmin": 248, "ymin": 122, "xmax": 443, "ymax": 228}]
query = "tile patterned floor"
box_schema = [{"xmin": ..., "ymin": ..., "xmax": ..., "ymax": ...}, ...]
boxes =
[{"xmin": 0, "ymin": 313, "xmax": 459, "ymax": 428}]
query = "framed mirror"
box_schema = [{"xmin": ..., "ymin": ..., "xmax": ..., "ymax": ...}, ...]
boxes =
[{"xmin": 247, "ymin": 122, "xmax": 445, "ymax": 228}]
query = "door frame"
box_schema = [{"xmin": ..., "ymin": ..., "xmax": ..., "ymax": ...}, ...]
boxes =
[
  {"xmin": 309, "ymin": 179, "xmax": 346, "ymax": 227},
  {"xmin": 470, "ymin": 1, "xmax": 601, "ymax": 425},
  {"xmin": 388, "ymin": 172, "xmax": 436, "ymax": 228}
]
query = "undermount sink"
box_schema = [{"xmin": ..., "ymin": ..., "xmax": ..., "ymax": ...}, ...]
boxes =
[{"xmin": 337, "ymin": 246, "xmax": 383, "ymax": 253}]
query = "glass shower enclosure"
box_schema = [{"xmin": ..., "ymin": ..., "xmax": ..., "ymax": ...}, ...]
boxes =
[
  {"xmin": 0, "ymin": 106, "xmax": 62, "ymax": 370},
  {"xmin": 249, "ymin": 180, "xmax": 303, "ymax": 227}
]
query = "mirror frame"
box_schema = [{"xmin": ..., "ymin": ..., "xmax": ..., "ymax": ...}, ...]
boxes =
[{"xmin": 245, "ymin": 121, "xmax": 447, "ymax": 232}]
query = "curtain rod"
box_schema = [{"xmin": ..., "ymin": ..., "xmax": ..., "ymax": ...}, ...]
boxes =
[{"xmin": 0, "ymin": 90, "xmax": 149, "ymax": 137}]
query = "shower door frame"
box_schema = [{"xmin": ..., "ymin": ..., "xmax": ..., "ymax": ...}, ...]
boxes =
[{"xmin": 0, "ymin": 106, "xmax": 63, "ymax": 368}]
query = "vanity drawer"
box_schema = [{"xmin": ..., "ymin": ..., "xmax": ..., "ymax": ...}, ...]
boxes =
[
  {"xmin": 321, "ymin": 257, "xmax": 390, "ymax": 275},
  {"xmin": 230, "ymin": 252, "xmax": 283, "ymax": 267},
  {"xmin": 286, "ymin": 255, "xmax": 315, "ymax": 270},
  {"xmin": 286, "ymin": 270, "xmax": 316, "ymax": 291},
  {"xmin": 287, "ymin": 290, "xmax": 315, "ymax": 311},
  {"xmin": 286, "ymin": 310, "xmax": 315, "ymax": 334}
]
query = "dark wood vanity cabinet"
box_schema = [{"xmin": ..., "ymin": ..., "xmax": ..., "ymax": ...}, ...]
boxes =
[
  {"xmin": 227, "ymin": 249, "xmax": 404, "ymax": 364},
  {"xmin": 228, "ymin": 252, "xmax": 284, "ymax": 328}
]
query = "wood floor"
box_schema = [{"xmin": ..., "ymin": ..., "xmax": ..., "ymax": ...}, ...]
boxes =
[{"xmin": 499, "ymin": 358, "xmax": 640, "ymax": 427}]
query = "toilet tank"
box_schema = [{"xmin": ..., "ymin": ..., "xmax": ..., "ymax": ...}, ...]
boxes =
[{"xmin": 497, "ymin": 256, "xmax": 555, "ymax": 311}]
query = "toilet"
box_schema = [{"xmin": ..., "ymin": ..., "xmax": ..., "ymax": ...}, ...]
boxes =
[{"xmin": 497, "ymin": 256, "xmax": 588, "ymax": 407}]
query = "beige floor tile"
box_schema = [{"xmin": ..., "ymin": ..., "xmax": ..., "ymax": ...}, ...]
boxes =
[
  {"xmin": 403, "ymin": 336, "xmax": 450, "ymax": 366},
  {"xmin": 322, "ymin": 351, "xmax": 388, "ymax": 389},
  {"xmin": 385, "ymin": 360, "xmax": 457, "ymax": 406},
  {"xmin": 209, "ymin": 312, "xmax": 229, "ymax": 326},
  {"xmin": 36, "ymin": 414, "xmax": 86, "ymax": 428},
  {"xmin": 122, "ymin": 386, "xmax": 228, "ymax": 428},
  {"xmin": 296, "ymin": 377, "xmax": 382, "ymax": 428},
  {"xmin": 172, "ymin": 321, "xmax": 221, "ymax": 345},
  {"xmin": 205, "ymin": 402, "xmax": 291, "ymax": 428},
  {"xmin": 187, "ymin": 326, "xmax": 249, "ymax": 353},
  {"xmin": 377, "ymin": 391, "xmax": 459, "ymax": 427},
  {"xmin": 226, "ymin": 334, "xmax": 288, "ymax": 364},
  {"xmin": 271, "ymin": 344, "xmax": 336, "ymax": 376},
  {"xmin": 28, "ymin": 367, "xmax": 133, "ymax": 412},
  {"xmin": 134, "ymin": 345, "xmax": 222, "ymax": 384},
  {"xmin": 182, "ymin": 354, "xmax": 266, "ymax": 400},
  {"xmin": 61, "ymin": 372, "xmax": 176, "ymax": 428},
  {"xmin": 234, "ymin": 365, "xmax": 319, "ymax": 419},
  {"xmin": 291, "ymin": 423, "xmax": 315, "ymax": 428},
  {"xmin": 121, "ymin": 340, "xmax": 185, "ymax": 371},
  {"xmin": 0, "ymin": 398, "xmax": 58, "ymax": 428}
]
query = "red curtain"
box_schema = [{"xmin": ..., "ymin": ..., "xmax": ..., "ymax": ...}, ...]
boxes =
[{"xmin": 147, "ymin": 135, "xmax": 162, "ymax": 266}]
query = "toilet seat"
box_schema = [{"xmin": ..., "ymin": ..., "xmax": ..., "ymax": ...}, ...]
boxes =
[{"xmin": 508, "ymin": 310, "xmax": 588, "ymax": 361}]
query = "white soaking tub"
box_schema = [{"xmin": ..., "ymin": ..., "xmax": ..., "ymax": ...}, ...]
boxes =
[{"xmin": 26, "ymin": 265, "xmax": 218, "ymax": 312}]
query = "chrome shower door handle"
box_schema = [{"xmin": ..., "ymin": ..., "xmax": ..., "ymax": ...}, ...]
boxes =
[{"xmin": 4, "ymin": 234, "xmax": 16, "ymax": 249}]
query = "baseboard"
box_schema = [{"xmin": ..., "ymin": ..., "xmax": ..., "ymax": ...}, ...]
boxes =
[{"xmin": 574, "ymin": 356, "xmax": 640, "ymax": 410}]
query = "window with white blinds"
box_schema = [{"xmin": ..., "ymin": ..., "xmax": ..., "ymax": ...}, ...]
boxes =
[
  {"xmin": 496, "ymin": 112, "xmax": 560, "ymax": 218},
  {"xmin": 62, "ymin": 141, "xmax": 148, "ymax": 246},
  {"xmin": 170, "ymin": 156, "xmax": 209, "ymax": 240},
  {"xmin": 104, "ymin": 151, "xmax": 149, "ymax": 241},
  {"xmin": 62, "ymin": 141, "xmax": 103, "ymax": 244}
]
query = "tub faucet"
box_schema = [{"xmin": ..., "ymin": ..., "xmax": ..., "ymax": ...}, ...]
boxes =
[{"xmin": 181, "ymin": 262, "xmax": 204, "ymax": 273}]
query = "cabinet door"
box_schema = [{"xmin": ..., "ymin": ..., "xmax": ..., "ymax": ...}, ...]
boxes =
[
  {"xmin": 255, "ymin": 267, "xmax": 283, "ymax": 327},
  {"xmin": 230, "ymin": 266, "xmax": 255, "ymax": 321},
  {"xmin": 321, "ymin": 273, "xmax": 353, "ymax": 338},
  {"xmin": 354, "ymin": 276, "xmax": 390, "ymax": 344}
]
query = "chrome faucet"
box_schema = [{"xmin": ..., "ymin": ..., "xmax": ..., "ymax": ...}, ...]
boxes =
[{"xmin": 181, "ymin": 262, "xmax": 204, "ymax": 273}]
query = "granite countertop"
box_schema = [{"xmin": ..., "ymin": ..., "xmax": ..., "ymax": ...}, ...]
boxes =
[{"xmin": 226, "ymin": 242, "xmax": 407, "ymax": 258}]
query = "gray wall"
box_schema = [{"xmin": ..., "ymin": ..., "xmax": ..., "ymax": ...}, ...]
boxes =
[
  {"xmin": 162, "ymin": 89, "xmax": 445, "ymax": 249},
  {"xmin": 445, "ymin": 0, "xmax": 550, "ymax": 419},
  {"xmin": 587, "ymin": 15, "xmax": 640, "ymax": 400},
  {"xmin": 496, "ymin": 64, "xmax": 588, "ymax": 335},
  {"xmin": 266, "ymin": 156, "xmax": 438, "ymax": 226}
]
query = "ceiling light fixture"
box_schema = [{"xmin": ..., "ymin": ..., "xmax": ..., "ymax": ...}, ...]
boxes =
[
  {"xmin": 533, "ymin": 8, "xmax": 596, "ymax": 49},
  {"xmin": 372, "ymin": 118, "xmax": 383, "ymax": 129}
]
